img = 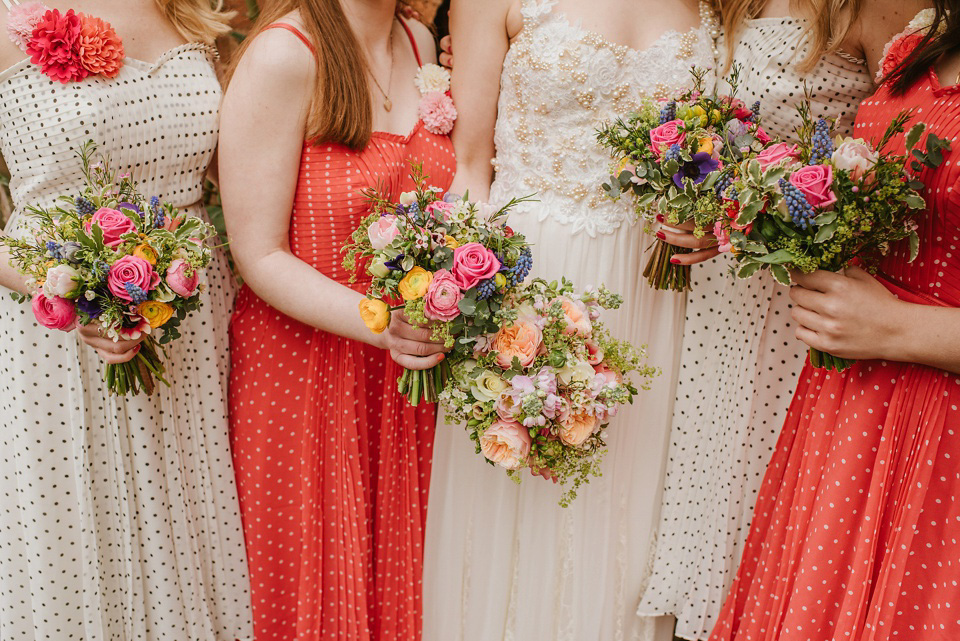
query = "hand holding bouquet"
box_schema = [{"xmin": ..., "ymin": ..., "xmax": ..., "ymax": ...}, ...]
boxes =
[
  {"xmin": 440, "ymin": 279, "xmax": 657, "ymax": 506},
  {"xmin": 3, "ymin": 141, "xmax": 216, "ymax": 395},
  {"xmin": 343, "ymin": 166, "xmax": 534, "ymax": 405},
  {"xmin": 597, "ymin": 66, "xmax": 769, "ymax": 291},
  {"xmin": 713, "ymin": 105, "xmax": 951, "ymax": 371}
]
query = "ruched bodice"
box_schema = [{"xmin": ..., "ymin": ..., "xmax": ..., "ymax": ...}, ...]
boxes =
[
  {"xmin": 0, "ymin": 43, "xmax": 220, "ymax": 231},
  {"xmin": 488, "ymin": 0, "xmax": 718, "ymax": 237}
]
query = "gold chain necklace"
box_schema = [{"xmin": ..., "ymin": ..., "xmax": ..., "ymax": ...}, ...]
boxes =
[{"xmin": 367, "ymin": 20, "xmax": 395, "ymax": 112}]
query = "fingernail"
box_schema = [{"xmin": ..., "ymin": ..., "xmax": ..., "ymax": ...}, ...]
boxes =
[
  {"xmin": 133, "ymin": 344, "xmax": 141, "ymax": 353},
  {"xmin": 438, "ymin": 353, "xmax": 445, "ymax": 361},
  {"xmin": 656, "ymin": 231, "xmax": 666, "ymax": 241},
  {"xmin": 670, "ymin": 256, "xmax": 681, "ymax": 264},
  {"xmin": 656, "ymin": 214, "xmax": 664, "ymax": 223}
]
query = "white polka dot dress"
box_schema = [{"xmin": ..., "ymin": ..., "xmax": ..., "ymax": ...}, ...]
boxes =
[
  {"xmin": 0, "ymin": 22, "xmax": 252, "ymax": 641},
  {"xmin": 637, "ymin": 19, "xmax": 875, "ymax": 640}
]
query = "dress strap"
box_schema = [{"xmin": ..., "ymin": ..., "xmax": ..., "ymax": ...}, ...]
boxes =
[
  {"xmin": 397, "ymin": 16, "xmax": 423, "ymax": 67},
  {"xmin": 262, "ymin": 23, "xmax": 317, "ymax": 56},
  {"xmin": 1, "ymin": 0, "xmax": 21, "ymax": 9}
]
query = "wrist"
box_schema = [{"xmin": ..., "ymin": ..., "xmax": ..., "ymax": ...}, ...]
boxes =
[{"xmin": 880, "ymin": 298, "xmax": 922, "ymax": 363}]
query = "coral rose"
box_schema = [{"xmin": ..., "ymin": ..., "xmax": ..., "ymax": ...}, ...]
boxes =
[
  {"xmin": 359, "ymin": 298, "xmax": 390, "ymax": 334},
  {"xmin": 165, "ymin": 259, "xmax": 200, "ymax": 298},
  {"xmin": 31, "ymin": 291, "xmax": 77, "ymax": 331},
  {"xmin": 789, "ymin": 164, "xmax": 837, "ymax": 209},
  {"xmin": 493, "ymin": 319, "xmax": 542, "ymax": 369},
  {"xmin": 423, "ymin": 269, "xmax": 463, "ymax": 321},
  {"xmin": 85, "ymin": 207, "xmax": 137, "ymax": 247},
  {"xmin": 108, "ymin": 255, "xmax": 160, "ymax": 301},
  {"xmin": 451, "ymin": 242, "xmax": 501, "ymax": 290},
  {"xmin": 556, "ymin": 296, "xmax": 592, "ymax": 337},
  {"xmin": 559, "ymin": 411, "xmax": 599, "ymax": 447},
  {"xmin": 397, "ymin": 266, "xmax": 433, "ymax": 301},
  {"xmin": 479, "ymin": 419, "xmax": 532, "ymax": 470},
  {"xmin": 77, "ymin": 13, "xmax": 124, "ymax": 78}
]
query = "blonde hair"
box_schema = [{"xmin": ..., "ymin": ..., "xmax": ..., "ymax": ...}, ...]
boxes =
[
  {"xmin": 721, "ymin": 0, "xmax": 863, "ymax": 73},
  {"xmin": 155, "ymin": 0, "xmax": 235, "ymax": 44}
]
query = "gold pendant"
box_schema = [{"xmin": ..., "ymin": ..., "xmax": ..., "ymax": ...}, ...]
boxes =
[{"xmin": 384, "ymin": 97, "xmax": 393, "ymax": 112}]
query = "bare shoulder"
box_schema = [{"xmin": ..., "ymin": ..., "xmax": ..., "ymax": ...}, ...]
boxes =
[
  {"xmin": 233, "ymin": 19, "xmax": 315, "ymax": 90},
  {"xmin": 403, "ymin": 18, "xmax": 439, "ymax": 65}
]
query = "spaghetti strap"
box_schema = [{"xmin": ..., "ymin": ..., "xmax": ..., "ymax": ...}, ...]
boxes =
[
  {"xmin": 397, "ymin": 16, "xmax": 423, "ymax": 67},
  {"xmin": 262, "ymin": 23, "xmax": 316, "ymax": 56}
]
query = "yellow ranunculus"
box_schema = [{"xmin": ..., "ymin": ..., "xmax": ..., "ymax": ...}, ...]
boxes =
[
  {"xmin": 136, "ymin": 301, "xmax": 174, "ymax": 328},
  {"xmin": 691, "ymin": 106, "xmax": 706, "ymax": 119},
  {"xmin": 710, "ymin": 108, "xmax": 722, "ymax": 125},
  {"xmin": 494, "ymin": 273, "xmax": 507, "ymax": 288},
  {"xmin": 359, "ymin": 298, "xmax": 391, "ymax": 334},
  {"xmin": 444, "ymin": 235, "xmax": 459, "ymax": 249},
  {"xmin": 397, "ymin": 266, "xmax": 433, "ymax": 301},
  {"xmin": 133, "ymin": 244, "xmax": 159, "ymax": 265},
  {"xmin": 697, "ymin": 137, "xmax": 714, "ymax": 155}
]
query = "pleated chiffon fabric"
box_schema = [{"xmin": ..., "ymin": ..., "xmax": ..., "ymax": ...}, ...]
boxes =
[
  {"xmin": 710, "ymin": 31, "xmax": 960, "ymax": 641},
  {"xmin": 228, "ymin": 22, "xmax": 456, "ymax": 641}
]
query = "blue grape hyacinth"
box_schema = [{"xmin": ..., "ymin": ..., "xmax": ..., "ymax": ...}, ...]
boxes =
[{"xmin": 779, "ymin": 178, "xmax": 816, "ymax": 229}]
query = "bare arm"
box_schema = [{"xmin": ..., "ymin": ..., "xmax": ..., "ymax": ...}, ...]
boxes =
[
  {"xmin": 218, "ymin": 28, "xmax": 445, "ymax": 369},
  {"xmin": 447, "ymin": 0, "xmax": 515, "ymax": 200}
]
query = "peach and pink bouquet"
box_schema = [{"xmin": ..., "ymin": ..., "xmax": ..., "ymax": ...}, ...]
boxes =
[
  {"xmin": 2, "ymin": 142, "xmax": 216, "ymax": 395},
  {"xmin": 342, "ymin": 166, "xmax": 535, "ymax": 405},
  {"xmin": 439, "ymin": 278, "xmax": 657, "ymax": 506},
  {"xmin": 713, "ymin": 105, "xmax": 950, "ymax": 371},
  {"xmin": 597, "ymin": 66, "xmax": 769, "ymax": 291}
]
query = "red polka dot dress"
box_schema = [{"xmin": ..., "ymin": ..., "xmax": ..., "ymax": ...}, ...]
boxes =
[
  {"xmin": 709, "ymin": 30, "xmax": 960, "ymax": 641},
  {"xmin": 228, "ymin": 21, "xmax": 455, "ymax": 641}
]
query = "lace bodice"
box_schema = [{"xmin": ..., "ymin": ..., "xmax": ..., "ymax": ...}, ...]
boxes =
[
  {"xmin": 0, "ymin": 42, "xmax": 221, "ymax": 235},
  {"xmin": 488, "ymin": 0, "xmax": 718, "ymax": 237}
]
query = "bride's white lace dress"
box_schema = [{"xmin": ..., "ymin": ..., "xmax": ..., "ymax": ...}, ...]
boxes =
[{"xmin": 423, "ymin": 2, "xmax": 717, "ymax": 639}]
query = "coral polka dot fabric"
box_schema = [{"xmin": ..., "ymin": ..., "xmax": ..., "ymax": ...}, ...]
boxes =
[
  {"xmin": 228, "ymin": 23, "xmax": 455, "ymax": 641},
  {"xmin": 709, "ymin": 32, "xmax": 960, "ymax": 641}
]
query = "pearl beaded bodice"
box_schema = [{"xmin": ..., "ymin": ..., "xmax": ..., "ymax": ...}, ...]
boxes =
[{"xmin": 488, "ymin": 0, "xmax": 718, "ymax": 237}]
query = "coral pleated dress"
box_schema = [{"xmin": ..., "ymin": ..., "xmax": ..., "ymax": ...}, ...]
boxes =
[
  {"xmin": 709, "ymin": 28, "xmax": 960, "ymax": 641},
  {"xmin": 228, "ymin": 21, "xmax": 455, "ymax": 641}
]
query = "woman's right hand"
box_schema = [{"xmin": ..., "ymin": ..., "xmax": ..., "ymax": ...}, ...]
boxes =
[
  {"xmin": 76, "ymin": 322, "xmax": 146, "ymax": 365},
  {"xmin": 656, "ymin": 217, "xmax": 720, "ymax": 266},
  {"xmin": 381, "ymin": 310, "xmax": 449, "ymax": 370}
]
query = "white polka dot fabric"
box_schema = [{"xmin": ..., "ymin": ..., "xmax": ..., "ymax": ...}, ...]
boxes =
[
  {"xmin": 0, "ymin": 41, "xmax": 252, "ymax": 641},
  {"xmin": 638, "ymin": 18, "xmax": 876, "ymax": 640}
]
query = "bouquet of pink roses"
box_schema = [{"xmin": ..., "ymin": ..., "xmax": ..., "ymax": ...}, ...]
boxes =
[
  {"xmin": 342, "ymin": 166, "xmax": 535, "ymax": 405},
  {"xmin": 439, "ymin": 278, "xmax": 656, "ymax": 506},
  {"xmin": 712, "ymin": 105, "xmax": 950, "ymax": 371},
  {"xmin": 597, "ymin": 66, "xmax": 769, "ymax": 291},
  {"xmin": 3, "ymin": 142, "xmax": 216, "ymax": 395}
]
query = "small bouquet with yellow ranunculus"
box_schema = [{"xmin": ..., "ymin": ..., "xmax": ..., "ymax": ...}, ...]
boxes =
[
  {"xmin": 440, "ymin": 278, "xmax": 657, "ymax": 506},
  {"xmin": 343, "ymin": 165, "xmax": 535, "ymax": 405},
  {"xmin": 2, "ymin": 141, "xmax": 216, "ymax": 395}
]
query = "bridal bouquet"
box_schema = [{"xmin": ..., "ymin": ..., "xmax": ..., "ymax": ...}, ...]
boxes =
[
  {"xmin": 440, "ymin": 278, "xmax": 656, "ymax": 506},
  {"xmin": 343, "ymin": 166, "xmax": 534, "ymax": 405},
  {"xmin": 712, "ymin": 105, "xmax": 950, "ymax": 371},
  {"xmin": 597, "ymin": 66, "xmax": 769, "ymax": 291},
  {"xmin": 3, "ymin": 142, "xmax": 216, "ymax": 395}
]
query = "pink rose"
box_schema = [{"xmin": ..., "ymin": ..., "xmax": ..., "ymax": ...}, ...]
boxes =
[
  {"xmin": 31, "ymin": 291, "xmax": 77, "ymax": 331},
  {"xmin": 831, "ymin": 139, "xmax": 879, "ymax": 181},
  {"xmin": 755, "ymin": 142, "xmax": 801, "ymax": 170},
  {"xmin": 107, "ymin": 255, "xmax": 160, "ymax": 302},
  {"xmin": 789, "ymin": 164, "xmax": 838, "ymax": 209},
  {"xmin": 367, "ymin": 215, "xmax": 400, "ymax": 250},
  {"xmin": 165, "ymin": 259, "xmax": 200, "ymax": 298},
  {"xmin": 754, "ymin": 126, "xmax": 771, "ymax": 144},
  {"xmin": 451, "ymin": 242, "xmax": 501, "ymax": 290},
  {"xmin": 713, "ymin": 220, "xmax": 733, "ymax": 253},
  {"xmin": 495, "ymin": 392, "xmax": 521, "ymax": 422},
  {"xmin": 649, "ymin": 119, "xmax": 686, "ymax": 158},
  {"xmin": 423, "ymin": 269, "xmax": 463, "ymax": 321},
  {"xmin": 425, "ymin": 200, "xmax": 455, "ymax": 220},
  {"xmin": 85, "ymin": 207, "xmax": 137, "ymax": 247},
  {"xmin": 479, "ymin": 419, "xmax": 532, "ymax": 470},
  {"xmin": 555, "ymin": 296, "xmax": 592, "ymax": 337},
  {"xmin": 419, "ymin": 91, "xmax": 458, "ymax": 135}
]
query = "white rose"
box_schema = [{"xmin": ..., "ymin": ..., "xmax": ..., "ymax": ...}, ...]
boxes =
[
  {"xmin": 831, "ymin": 138, "xmax": 879, "ymax": 181},
  {"xmin": 557, "ymin": 358, "xmax": 597, "ymax": 386},
  {"xmin": 43, "ymin": 264, "xmax": 80, "ymax": 298},
  {"xmin": 471, "ymin": 369, "xmax": 509, "ymax": 402},
  {"xmin": 415, "ymin": 64, "xmax": 452, "ymax": 94}
]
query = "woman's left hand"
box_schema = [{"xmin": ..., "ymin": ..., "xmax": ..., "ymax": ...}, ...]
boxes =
[
  {"xmin": 656, "ymin": 218, "xmax": 720, "ymax": 265},
  {"xmin": 789, "ymin": 266, "xmax": 904, "ymax": 360}
]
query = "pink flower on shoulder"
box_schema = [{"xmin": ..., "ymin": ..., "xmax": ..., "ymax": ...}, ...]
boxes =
[
  {"xmin": 6, "ymin": 1, "xmax": 48, "ymax": 51},
  {"xmin": 25, "ymin": 8, "xmax": 88, "ymax": 83},
  {"xmin": 77, "ymin": 13, "xmax": 124, "ymax": 78},
  {"xmin": 419, "ymin": 91, "xmax": 457, "ymax": 135}
]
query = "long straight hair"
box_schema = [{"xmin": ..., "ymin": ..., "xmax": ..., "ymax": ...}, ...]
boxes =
[
  {"xmin": 156, "ymin": 0, "xmax": 234, "ymax": 44},
  {"xmin": 720, "ymin": 0, "xmax": 864, "ymax": 73},
  {"xmin": 884, "ymin": 0, "xmax": 960, "ymax": 94},
  {"xmin": 227, "ymin": 0, "xmax": 376, "ymax": 150}
]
